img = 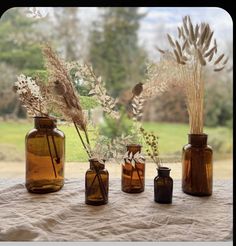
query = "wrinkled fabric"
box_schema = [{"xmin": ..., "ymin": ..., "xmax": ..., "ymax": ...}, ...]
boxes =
[{"xmin": 0, "ymin": 179, "xmax": 232, "ymax": 241}]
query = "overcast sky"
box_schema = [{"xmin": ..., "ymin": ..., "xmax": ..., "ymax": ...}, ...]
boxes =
[
  {"xmin": 138, "ymin": 7, "xmax": 233, "ymax": 59},
  {"xmin": 77, "ymin": 7, "xmax": 233, "ymax": 60},
  {"xmin": 23, "ymin": 7, "xmax": 233, "ymax": 61}
]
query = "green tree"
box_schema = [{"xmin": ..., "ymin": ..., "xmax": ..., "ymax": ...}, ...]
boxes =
[
  {"xmin": 0, "ymin": 8, "xmax": 47, "ymax": 118},
  {"xmin": 89, "ymin": 7, "xmax": 147, "ymax": 97},
  {"xmin": 53, "ymin": 7, "xmax": 82, "ymax": 61}
]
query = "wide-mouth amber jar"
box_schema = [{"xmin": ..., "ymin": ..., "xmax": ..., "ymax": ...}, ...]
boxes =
[
  {"xmin": 85, "ymin": 158, "xmax": 109, "ymax": 205},
  {"xmin": 122, "ymin": 144, "xmax": 145, "ymax": 193},
  {"xmin": 182, "ymin": 133, "xmax": 213, "ymax": 196},
  {"xmin": 25, "ymin": 116, "xmax": 65, "ymax": 193}
]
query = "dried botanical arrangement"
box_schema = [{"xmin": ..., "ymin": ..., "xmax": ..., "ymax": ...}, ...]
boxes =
[
  {"xmin": 158, "ymin": 15, "xmax": 228, "ymax": 134},
  {"xmin": 42, "ymin": 44, "xmax": 115, "ymax": 200},
  {"xmin": 13, "ymin": 74, "xmax": 61, "ymax": 179},
  {"xmin": 42, "ymin": 44, "xmax": 91, "ymax": 157},
  {"xmin": 70, "ymin": 61, "xmax": 146, "ymax": 161},
  {"xmin": 131, "ymin": 94, "xmax": 145, "ymax": 122},
  {"xmin": 13, "ymin": 74, "xmax": 48, "ymax": 117},
  {"xmin": 71, "ymin": 61, "xmax": 120, "ymax": 120},
  {"xmin": 141, "ymin": 52, "xmax": 180, "ymax": 101},
  {"xmin": 140, "ymin": 127, "xmax": 161, "ymax": 168}
]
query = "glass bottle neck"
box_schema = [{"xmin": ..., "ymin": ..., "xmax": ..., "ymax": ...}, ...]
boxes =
[
  {"xmin": 188, "ymin": 134, "xmax": 207, "ymax": 147},
  {"xmin": 34, "ymin": 117, "xmax": 57, "ymax": 129},
  {"xmin": 89, "ymin": 159, "xmax": 105, "ymax": 170},
  {"xmin": 126, "ymin": 144, "xmax": 142, "ymax": 154},
  {"xmin": 157, "ymin": 167, "xmax": 171, "ymax": 177}
]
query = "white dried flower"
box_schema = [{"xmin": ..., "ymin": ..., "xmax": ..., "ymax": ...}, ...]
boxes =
[{"xmin": 14, "ymin": 74, "xmax": 47, "ymax": 117}]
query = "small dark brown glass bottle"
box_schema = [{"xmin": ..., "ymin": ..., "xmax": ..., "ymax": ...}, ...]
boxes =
[
  {"xmin": 25, "ymin": 116, "xmax": 65, "ymax": 193},
  {"xmin": 85, "ymin": 158, "xmax": 109, "ymax": 205},
  {"xmin": 122, "ymin": 144, "xmax": 145, "ymax": 193},
  {"xmin": 182, "ymin": 134, "xmax": 213, "ymax": 196},
  {"xmin": 154, "ymin": 167, "xmax": 173, "ymax": 204}
]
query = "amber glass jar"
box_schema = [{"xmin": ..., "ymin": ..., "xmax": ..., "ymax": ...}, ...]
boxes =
[
  {"xmin": 122, "ymin": 144, "xmax": 145, "ymax": 193},
  {"xmin": 25, "ymin": 116, "xmax": 65, "ymax": 193},
  {"xmin": 182, "ymin": 134, "xmax": 213, "ymax": 196},
  {"xmin": 154, "ymin": 167, "xmax": 173, "ymax": 204},
  {"xmin": 85, "ymin": 158, "xmax": 109, "ymax": 205}
]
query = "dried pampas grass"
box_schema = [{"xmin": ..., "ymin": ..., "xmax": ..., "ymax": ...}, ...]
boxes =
[
  {"xmin": 157, "ymin": 16, "xmax": 229, "ymax": 134},
  {"xmin": 42, "ymin": 44, "xmax": 91, "ymax": 157}
]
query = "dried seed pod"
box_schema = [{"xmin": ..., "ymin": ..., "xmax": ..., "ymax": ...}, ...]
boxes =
[
  {"xmin": 53, "ymin": 80, "xmax": 67, "ymax": 95},
  {"xmin": 181, "ymin": 26, "xmax": 185, "ymax": 37},
  {"xmin": 175, "ymin": 40, "xmax": 182, "ymax": 56},
  {"xmin": 189, "ymin": 19, "xmax": 195, "ymax": 43},
  {"xmin": 195, "ymin": 24, "xmax": 199, "ymax": 38},
  {"xmin": 167, "ymin": 34, "xmax": 175, "ymax": 47},
  {"xmin": 214, "ymin": 66, "xmax": 225, "ymax": 72},
  {"xmin": 200, "ymin": 23, "xmax": 206, "ymax": 35},
  {"xmin": 155, "ymin": 45, "xmax": 165, "ymax": 54},
  {"xmin": 183, "ymin": 20, "xmax": 189, "ymax": 36},
  {"xmin": 204, "ymin": 46, "xmax": 216, "ymax": 57},
  {"xmin": 182, "ymin": 40, "xmax": 188, "ymax": 51},
  {"xmin": 208, "ymin": 52, "xmax": 214, "ymax": 62},
  {"xmin": 214, "ymin": 54, "xmax": 225, "ymax": 65},
  {"xmin": 200, "ymin": 25, "xmax": 209, "ymax": 46},
  {"xmin": 182, "ymin": 55, "xmax": 188, "ymax": 61},
  {"xmin": 178, "ymin": 27, "xmax": 182, "ymax": 38},
  {"xmin": 204, "ymin": 31, "xmax": 214, "ymax": 51},
  {"xmin": 223, "ymin": 56, "xmax": 229, "ymax": 65},
  {"xmin": 214, "ymin": 39, "xmax": 217, "ymax": 53},
  {"xmin": 173, "ymin": 49, "xmax": 181, "ymax": 64},
  {"xmin": 197, "ymin": 49, "xmax": 206, "ymax": 65}
]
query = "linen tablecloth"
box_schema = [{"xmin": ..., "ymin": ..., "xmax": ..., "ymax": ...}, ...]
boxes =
[{"xmin": 0, "ymin": 179, "xmax": 232, "ymax": 241}]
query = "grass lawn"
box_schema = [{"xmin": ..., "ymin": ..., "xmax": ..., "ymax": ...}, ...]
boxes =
[{"xmin": 0, "ymin": 120, "xmax": 232, "ymax": 162}]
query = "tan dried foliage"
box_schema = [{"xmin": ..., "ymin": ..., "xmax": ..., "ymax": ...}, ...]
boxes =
[{"xmin": 155, "ymin": 15, "xmax": 229, "ymax": 134}]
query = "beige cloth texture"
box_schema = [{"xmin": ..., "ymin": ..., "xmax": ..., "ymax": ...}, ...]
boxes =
[{"xmin": 0, "ymin": 179, "xmax": 233, "ymax": 242}]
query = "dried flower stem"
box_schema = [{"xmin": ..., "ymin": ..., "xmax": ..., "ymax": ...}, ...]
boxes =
[
  {"xmin": 73, "ymin": 122, "xmax": 91, "ymax": 158},
  {"xmin": 45, "ymin": 130, "xmax": 57, "ymax": 178}
]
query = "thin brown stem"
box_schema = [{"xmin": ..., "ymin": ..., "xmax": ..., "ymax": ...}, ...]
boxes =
[
  {"xmin": 21, "ymin": 94, "xmax": 48, "ymax": 117},
  {"xmin": 84, "ymin": 129, "xmax": 90, "ymax": 145},
  {"xmin": 135, "ymin": 163, "xmax": 143, "ymax": 188},
  {"xmin": 73, "ymin": 122, "xmax": 91, "ymax": 158},
  {"xmin": 51, "ymin": 135, "xmax": 60, "ymax": 164},
  {"xmin": 96, "ymin": 171, "xmax": 107, "ymax": 201},
  {"xmin": 45, "ymin": 130, "xmax": 57, "ymax": 178},
  {"xmin": 129, "ymin": 166, "xmax": 134, "ymax": 191}
]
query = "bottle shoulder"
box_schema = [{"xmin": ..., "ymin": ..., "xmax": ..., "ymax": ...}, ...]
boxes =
[
  {"xmin": 53, "ymin": 128, "xmax": 65, "ymax": 138},
  {"xmin": 86, "ymin": 168, "xmax": 109, "ymax": 174},
  {"xmin": 183, "ymin": 144, "xmax": 213, "ymax": 152},
  {"xmin": 154, "ymin": 175, "xmax": 173, "ymax": 181},
  {"xmin": 25, "ymin": 128, "xmax": 38, "ymax": 138},
  {"xmin": 26, "ymin": 127, "xmax": 65, "ymax": 139}
]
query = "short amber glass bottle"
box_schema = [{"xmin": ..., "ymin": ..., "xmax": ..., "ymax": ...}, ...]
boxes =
[
  {"xmin": 122, "ymin": 144, "xmax": 145, "ymax": 193},
  {"xmin": 85, "ymin": 158, "xmax": 109, "ymax": 205},
  {"xmin": 25, "ymin": 116, "xmax": 65, "ymax": 193},
  {"xmin": 182, "ymin": 134, "xmax": 213, "ymax": 196},
  {"xmin": 154, "ymin": 167, "xmax": 173, "ymax": 204}
]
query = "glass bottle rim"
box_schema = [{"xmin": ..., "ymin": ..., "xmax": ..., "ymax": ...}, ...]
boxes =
[
  {"xmin": 126, "ymin": 143, "xmax": 142, "ymax": 147},
  {"xmin": 188, "ymin": 133, "xmax": 208, "ymax": 137},
  {"xmin": 157, "ymin": 166, "xmax": 171, "ymax": 171}
]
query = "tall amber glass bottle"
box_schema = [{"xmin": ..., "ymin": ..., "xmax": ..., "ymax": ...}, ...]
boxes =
[
  {"xmin": 122, "ymin": 144, "xmax": 145, "ymax": 193},
  {"xmin": 25, "ymin": 116, "xmax": 65, "ymax": 193},
  {"xmin": 182, "ymin": 134, "xmax": 213, "ymax": 196},
  {"xmin": 85, "ymin": 158, "xmax": 109, "ymax": 205}
]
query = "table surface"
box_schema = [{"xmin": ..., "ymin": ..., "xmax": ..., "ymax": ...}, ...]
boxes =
[{"xmin": 0, "ymin": 178, "xmax": 233, "ymax": 242}]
